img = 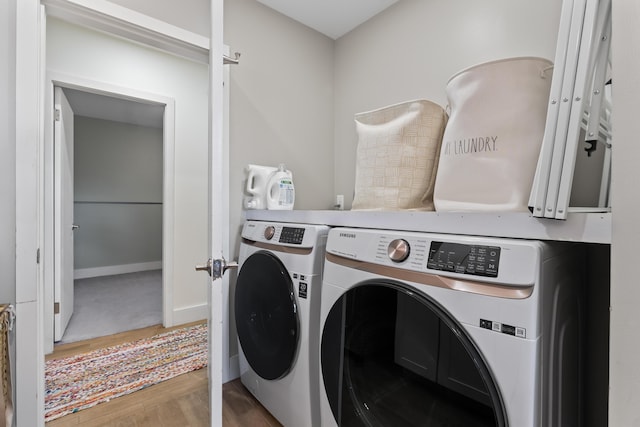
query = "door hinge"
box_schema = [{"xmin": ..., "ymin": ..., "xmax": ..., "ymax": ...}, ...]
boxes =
[
  {"xmin": 36, "ymin": 248, "xmax": 40, "ymax": 264},
  {"xmin": 54, "ymin": 302, "xmax": 60, "ymax": 314},
  {"xmin": 55, "ymin": 109, "xmax": 61, "ymax": 121}
]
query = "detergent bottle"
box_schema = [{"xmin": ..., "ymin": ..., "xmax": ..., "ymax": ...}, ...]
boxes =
[
  {"xmin": 244, "ymin": 164, "xmax": 277, "ymax": 209},
  {"xmin": 266, "ymin": 164, "xmax": 295, "ymax": 210}
]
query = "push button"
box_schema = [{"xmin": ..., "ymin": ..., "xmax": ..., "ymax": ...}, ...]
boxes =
[{"xmin": 479, "ymin": 319, "xmax": 492, "ymax": 330}]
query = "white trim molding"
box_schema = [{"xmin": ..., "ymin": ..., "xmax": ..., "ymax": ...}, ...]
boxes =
[
  {"xmin": 42, "ymin": 0, "xmax": 209, "ymax": 63},
  {"xmin": 74, "ymin": 261, "xmax": 162, "ymax": 279},
  {"xmin": 172, "ymin": 303, "xmax": 209, "ymax": 326},
  {"xmin": 226, "ymin": 354, "xmax": 240, "ymax": 383}
]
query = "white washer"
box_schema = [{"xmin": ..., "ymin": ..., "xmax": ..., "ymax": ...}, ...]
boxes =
[
  {"xmin": 319, "ymin": 227, "xmax": 585, "ymax": 427},
  {"xmin": 236, "ymin": 220, "xmax": 329, "ymax": 427}
]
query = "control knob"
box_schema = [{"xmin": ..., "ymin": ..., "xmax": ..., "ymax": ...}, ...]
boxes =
[
  {"xmin": 388, "ymin": 239, "xmax": 410, "ymax": 262},
  {"xmin": 264, "ymin": 226, "xmax": 275, "ymax": 240}
]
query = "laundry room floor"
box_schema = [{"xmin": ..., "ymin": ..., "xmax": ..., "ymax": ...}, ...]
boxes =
[{"xmin": 46, "ymin": 323, "xmax": 282, "ymax": 427}]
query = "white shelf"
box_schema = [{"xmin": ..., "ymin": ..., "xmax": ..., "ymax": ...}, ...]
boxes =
[{"xmin": 245, "ymin": 210, "xmax": 611, "ymax": 244}]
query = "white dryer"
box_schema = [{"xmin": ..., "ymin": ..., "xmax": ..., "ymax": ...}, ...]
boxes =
[
  {"xmin": 319, "ymin": 227, "xmax": 585, "ymax": 427},
  {"xmin": 236, "ymin": 220, "xmax": 329, "ymax": 427}
]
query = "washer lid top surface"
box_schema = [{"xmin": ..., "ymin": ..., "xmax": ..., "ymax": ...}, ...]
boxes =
[{"xmin": 235, "ymin": 251, "xmax": 299, "ymax": 380}]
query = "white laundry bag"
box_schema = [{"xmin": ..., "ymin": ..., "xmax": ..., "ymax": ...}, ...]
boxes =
[
  {"xmin": 352, "ymin": 99, "xmax": 448, "ymax": 211},
  {"xmin": 433, "ymin": 57, "xmax": 553, "ymax": 212}
]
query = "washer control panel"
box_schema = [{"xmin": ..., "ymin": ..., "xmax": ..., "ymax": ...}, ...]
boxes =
[
  {"xmin": 387, "ymin": 239, "xmax": 410, "ymax": 262},
  {"xmin": 242, "ymin": 221, "xmax": 321, "ymax": 248},
  {"xmin": 327, "ymin": 227, "xmax": 540, "ymax": 286},
  {"xmin": 264, "ymin": 226, "xmax": 276, "ymax": 240},
  {"xmin": 427, "ymin": 241, "xmax": 500, "ymax": 277},
  {"xmin": 279, "ymin": 227, "xmax": 306, "ymax": 245}
]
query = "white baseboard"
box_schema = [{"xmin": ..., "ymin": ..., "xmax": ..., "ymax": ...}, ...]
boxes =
[
  {"xmin": 171, "ymin": 303, "xmax": 208, "ymax": 326},
  {"xmin": 74, "ymin": 261, "xmax": 162, "ymax": 279},
  {"xmin": 224, "ymin": 354, "xmax": 240, "ymax": 383}
]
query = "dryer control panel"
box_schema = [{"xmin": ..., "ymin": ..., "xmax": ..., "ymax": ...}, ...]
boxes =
[{"xmin": 427, "ymin": 242, "xmax": 501, "ymax": 278}]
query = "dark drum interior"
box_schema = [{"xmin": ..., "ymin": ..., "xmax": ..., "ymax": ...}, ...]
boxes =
[
  {"xmin": 321, "ymin": 282, "xmax": 506, "ymax": 427},
  {"xmin": 235, "ymin": 251, "xmax": 299, "ymax": 381}
]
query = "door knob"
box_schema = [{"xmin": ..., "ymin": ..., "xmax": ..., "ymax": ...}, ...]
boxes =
[
  {"xmin": 211, "ymin": 257, "xmax": 238, "ymax": 280},
  {"xmin": 195, "ymin": 257, "xmax": 238, "ymax": 280},
  {"xmin": 195, "ymin": 258, "xmax": 213, "ymax": 276},
  {"xmin": 72, "ymin": 224, "xmax": 80, "ymax": 230}
]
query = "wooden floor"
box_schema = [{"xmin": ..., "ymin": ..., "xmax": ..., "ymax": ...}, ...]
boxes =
[{"xmin": 45, "ymin": 322, "xmax": 282, "ymax": 427}]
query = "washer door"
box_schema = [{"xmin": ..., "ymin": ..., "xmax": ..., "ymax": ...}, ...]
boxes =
[
  {"xmin": 235, "ymin": 251, "xmax": 299, "ymax": 380},
  {"xmin": 321, "ymin": 281, "xmax": 507, "ymax": 427}
]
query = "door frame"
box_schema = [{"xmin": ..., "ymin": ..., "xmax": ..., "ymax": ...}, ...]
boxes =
[
  {"xmin": 43, "ymin": 72, "xmax": 176, "ymax": 353},
  {"xmin": 15, "ymin": 1, "xmax": 223, "ymax": 425}
]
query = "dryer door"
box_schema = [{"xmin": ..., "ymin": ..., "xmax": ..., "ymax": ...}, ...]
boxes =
[
  {"xmin": 235, "ymin": 251, "xmax": 299, "ymax": 380},
  {"xmin": 321, "ymin": 281, "xmax": 506, "ymax": 427}
]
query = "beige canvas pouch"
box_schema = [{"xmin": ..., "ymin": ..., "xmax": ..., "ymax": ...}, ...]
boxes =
[{"xmin": 352, "ymin": 99, "xmax": 448, "ymax": 211}]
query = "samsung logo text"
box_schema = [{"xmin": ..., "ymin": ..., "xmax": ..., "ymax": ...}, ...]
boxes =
[{"xmin": 339, "ymin": 233, "xmax": 356, "ymax": 239}]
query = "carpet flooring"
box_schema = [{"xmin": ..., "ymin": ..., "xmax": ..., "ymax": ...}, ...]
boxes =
[{"xmin": 59, "ymin": 270, "xmax": 162, "ymax": 344}]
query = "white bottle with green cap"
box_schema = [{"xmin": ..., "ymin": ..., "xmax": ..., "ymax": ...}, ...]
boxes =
[{"xmin": 266, "ymin": 163, "xmax": 295, "ymax": 210}]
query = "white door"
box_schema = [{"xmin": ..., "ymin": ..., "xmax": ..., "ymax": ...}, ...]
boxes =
[
  {"xmin": 203, "ymin": 2, "xmax": 231, "ymax": 426},
  {"xmin": 53, "ymin": 86, "xmax": 75, "ymax": 341}
]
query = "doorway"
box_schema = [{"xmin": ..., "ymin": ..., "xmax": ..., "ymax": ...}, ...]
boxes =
[
  {"xmin": 43, "ymin": 75, "xmax": 177, "ymax": 354},
  {"xmin": 54, "ymin": 86, "xmax": 166, "ymax": 344},
  {"xmin": 13, "ymin": 3, "xmax": 218, "ymax": 425}
]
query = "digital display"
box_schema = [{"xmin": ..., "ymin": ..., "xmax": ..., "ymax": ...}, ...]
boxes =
[
  {"xmin": 279, "ymin": 227, "xmax": 305, "ymax": 245},
  {"xmin": 427, "ymin": 241, "xmax": 500, "ymax": 277}
]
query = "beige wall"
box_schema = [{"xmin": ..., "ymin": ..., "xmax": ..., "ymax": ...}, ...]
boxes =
[
  {"xmin": 74, "ymin": 117, "xmax": 163, "ymax": 270},
  {"xmin": 224, "ymin": 0, "xmax": 335, "ymax": 216},
  {"xmin": 224, "ymin": 0, "xmax": 335, "ymax": 358},
  {"xmin": 333, "ymin": 0, "xmax": 562, "ymax": 208}
]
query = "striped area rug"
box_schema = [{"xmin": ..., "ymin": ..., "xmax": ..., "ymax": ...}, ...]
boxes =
[{"xmin": 45, "ymin": 323, "xmax": 208, "ymax": 422}]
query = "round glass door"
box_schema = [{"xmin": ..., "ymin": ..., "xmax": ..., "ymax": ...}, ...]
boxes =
[
  {"xmin": 235, "ymin": 251, "xmax": 299, "ymax": 380},
  {"xmin": 321, "ymin": 281, "xmax": 506, "ymax": 427}
]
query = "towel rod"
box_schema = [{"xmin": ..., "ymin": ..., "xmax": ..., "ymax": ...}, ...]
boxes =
[{"xmin": 223, "ymin": 52, "xmax": 241, "ymax": 65}]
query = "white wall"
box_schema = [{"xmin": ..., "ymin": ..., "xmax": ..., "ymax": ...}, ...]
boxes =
[
  {"xmin": 610, "ymin": 0, "xmax": 640, "ymax": 425},
  {"xmin": 74, "ymin": 116, "xmax": 163, "ymax": 271},
  {"xmin": 47, "ymin": 17, "xmax": 209, "ymax": 322},
  {"xmin": 333, "ymin": 0, "xmax": 562, "ymax": 208},
  {"xmin": 0, "ymin": 0, "xmax": 16, "ymax": 305}
]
